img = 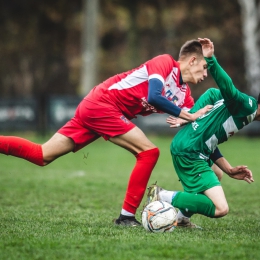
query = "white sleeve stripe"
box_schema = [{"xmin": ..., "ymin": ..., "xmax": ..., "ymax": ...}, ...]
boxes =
[
  {"xmin": 148, "ymin": 74, "xmax": 165, "ymax": 84},
  {"xmin": 108, "ymin": 66, "xmax": 148, "ymax": 91},
  {"xmin": 247, "ymin": 111, "xmax": 257, "ymax": 123}
]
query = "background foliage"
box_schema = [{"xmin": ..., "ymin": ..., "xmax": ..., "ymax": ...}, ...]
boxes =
[{"xmin": 0, "ymin": 0, "xmax": 245, "ymax": 100}]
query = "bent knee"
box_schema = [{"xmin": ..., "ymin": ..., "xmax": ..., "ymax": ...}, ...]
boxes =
[
  {"xmin": 147, "ymin": 147, "xmax": 160, "ymax": 158},
  {"xmin": 139, "ymin": 147, "xmax": 160, "ymax": 161},
  {"xmin": 215, "ymin": 204, "xmax": 229, "ymax": 217},
  {"xmin": 42, "ymin": 161, "xmax": 50, "ymax": 166}
]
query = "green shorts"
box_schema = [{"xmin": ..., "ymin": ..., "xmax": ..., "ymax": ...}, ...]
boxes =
[{"xmin": 172, "ymin": 155, "xmax": 221, "ymax": 194}]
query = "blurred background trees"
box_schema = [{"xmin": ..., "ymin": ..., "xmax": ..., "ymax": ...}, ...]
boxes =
[
  {"xmin": 0, "ymin": 0, "xmax": 259, "ymax": 101},
  {"xmin": 238, "ymin": 0, "xmax": 260, "ymax": 97}
]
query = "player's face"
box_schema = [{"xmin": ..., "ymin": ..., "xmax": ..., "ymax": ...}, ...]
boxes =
[{"xmin": 190, "ymin": 58, "xmax": 208, "ymax": 84}]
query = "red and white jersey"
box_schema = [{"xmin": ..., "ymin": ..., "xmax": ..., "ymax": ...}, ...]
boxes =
[{"xmin": 85, "ymin": 54, "xmax": 194, "ymax": 119}]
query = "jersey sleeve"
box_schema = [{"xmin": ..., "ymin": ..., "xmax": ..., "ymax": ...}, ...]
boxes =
[
  {"xmin": 205, "ymin": 56, "xmax": 258, "ymax": 116},
  {"xmin": 146, "ymin": 54, "xmax": 174, "ymax": 83},
  {"xmin": 148, "ymin": 78, "xmax": 181, "ymax": 117},
  {"xmin": 205, "ymin": 56, "xmax": 240, "ymax": 102},
  {"xmin": 190, "ymin": 88, "xmax": 222, "ymax": 113}
]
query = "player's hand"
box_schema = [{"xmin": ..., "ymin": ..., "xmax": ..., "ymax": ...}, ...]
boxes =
[
  {"xmin": 227, "ymin": 166, "xmax": 254, "ymax": 184},
  {"xmin": 166, "ymin": 116, "xmax": 187, "ymax": 128},
  {"xmin": 198, "ymin": 38, "xmax": 214, "ymax": 58},
  {"xmin": 192, "ymin": 105, "xmax": 213, "ymax": 120}
]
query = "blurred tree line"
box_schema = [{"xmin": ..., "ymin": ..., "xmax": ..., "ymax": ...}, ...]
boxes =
[{"xmin": 0, "ymin": 0, "xmax": 248, "ymax": 101}]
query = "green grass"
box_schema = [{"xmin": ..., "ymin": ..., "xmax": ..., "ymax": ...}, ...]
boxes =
[{"xmin": 1, "ymin": 134, "xmax": 260, "ymax": 259}]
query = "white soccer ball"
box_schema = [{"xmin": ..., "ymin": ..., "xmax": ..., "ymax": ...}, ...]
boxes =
[{"xmin": 142, "ymin": 200, "xmax": 178, "ymax": 233}]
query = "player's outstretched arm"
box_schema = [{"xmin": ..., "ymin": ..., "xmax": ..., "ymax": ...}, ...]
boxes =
[
  {"xmin": 215, "ymin": 157, "xmax": 254, "ymax": 184},
  {"xmin": 166, "ymin": 116, "xmax": 187, "ymax": 128},
  {"xmin": 228, "ymin": 166, "xmax": 254, "ymax": 184},
  {"xmin": 199, "ymin": 37, "xmax": 240, "ymax": 103},
  {"xmin": 148, "ymin": 78, "xmax": 212, "ymax": 122},
  {"xmin": 178, "ymin": 105, "xmax": 213, "ymax": 122}
]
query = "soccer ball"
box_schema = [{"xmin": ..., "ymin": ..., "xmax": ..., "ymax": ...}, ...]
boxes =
[{"xmin": 142, "ymin": 200, "xmax": 178, "ymax": 233}]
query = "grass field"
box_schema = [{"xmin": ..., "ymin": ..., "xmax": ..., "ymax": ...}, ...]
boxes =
[{"xmin": 1, "ymin": 134, "xmax": 260, "ymax": 260}]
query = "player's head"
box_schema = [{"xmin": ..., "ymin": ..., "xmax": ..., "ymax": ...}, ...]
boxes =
[
  {"xmin": 178, "ymin": 39, "xmax": 207, "ymax": 84},
  {"xmin": 179, "ymin": 40, "xmax": 204, "ymax": 60}
]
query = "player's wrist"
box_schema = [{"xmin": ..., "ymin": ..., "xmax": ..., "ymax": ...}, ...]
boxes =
[
  {"xmin": 225, "ymin": 168, "xmax": 233, "ymax": 175},
  {"xmin": 189, "ymin": 113, "xmax": 196, "ymax": 121}
]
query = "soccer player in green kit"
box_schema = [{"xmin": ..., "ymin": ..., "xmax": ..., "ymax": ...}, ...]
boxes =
[{"xmin": 144, "ymin": 38, "xmax": 259, "ymax": 228}]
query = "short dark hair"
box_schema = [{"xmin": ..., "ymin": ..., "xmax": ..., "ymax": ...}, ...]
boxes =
[
  {"xmin": 179, "ymin": 40, "xmax": 203, "ymax": 60},
  {"xmin": 258, "ymin": 93, "xmax": 260, "ymax": 104}
]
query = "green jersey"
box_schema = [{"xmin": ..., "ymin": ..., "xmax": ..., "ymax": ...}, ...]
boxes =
[{"xmin": 171, "ymin": 56, "xmax": 258, "ymax": 160}]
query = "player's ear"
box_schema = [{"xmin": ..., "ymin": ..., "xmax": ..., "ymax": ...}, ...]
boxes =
[{"xmin": 189, "ymin": 56, "xmax": 196, "ymax": 66}]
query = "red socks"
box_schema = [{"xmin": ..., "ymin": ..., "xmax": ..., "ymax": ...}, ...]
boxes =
[
  {"xmin": 0, "ymin": 136, "xmax": 44, "ymax": 166},
  {"xmin": 122, "ymin": 147, "xmax": 160, "ymax": 214}
]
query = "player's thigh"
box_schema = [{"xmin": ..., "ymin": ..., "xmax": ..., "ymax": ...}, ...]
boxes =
[
  {"xmin": 204, "ymin": 185, "xmax": 229, "ymax": 217},
  {"xmin": 77, "ymin": 101, "xmax": 156, "ymax": 154},
  {"xmin": 109, "ymin": 126, "xmax": 157, "ymax": 154},
  {"xmin": 211, "ymin": 163, "xmax": 223, "ymax": 181},
  {"xmin": 42, "ymin": 133, "xmax": 75, "ymax": 162},
  {"xmin": 57, "ymin": 117, "xmax": 101, "ymax": 152}
]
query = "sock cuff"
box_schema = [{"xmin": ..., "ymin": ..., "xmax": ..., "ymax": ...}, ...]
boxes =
[
  {"xmin": 135, "ymin": 147, "xmax": 160, "ymax": 160},
  {"xmin": 172, "ymin": 191, "xmax": 180, "ymax": 203}
]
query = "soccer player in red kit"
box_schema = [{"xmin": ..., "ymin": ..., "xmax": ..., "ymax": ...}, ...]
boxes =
[{"xmin": 0, "ymin": 39, "xmax": 212, "ymax": 226}]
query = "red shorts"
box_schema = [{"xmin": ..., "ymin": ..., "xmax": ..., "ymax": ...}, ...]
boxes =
[{"xmin": 57, "ymin": 99, "xmax": 136, "ymax": 152}]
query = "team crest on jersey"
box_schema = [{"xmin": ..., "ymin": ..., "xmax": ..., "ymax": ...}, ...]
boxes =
[
  {"xmin": 171, "ymin": 96, "xmax": 178, "ymax": 104},
  {"xmin": 120, "ymin": 115, "xmax": 130, "ymax": 124},
  {"xmin": 163, "ymin": 71, "xmax": 187, "ymax": 106},
  {"xmin": 192, "ymin": 121, "xmax": 199, "ymax": 130}
]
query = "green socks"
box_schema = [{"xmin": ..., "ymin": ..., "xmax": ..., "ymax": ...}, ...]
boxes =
[{"xmin": 172, "ymin": 191, "xmax": 216, "ymax": 218}]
